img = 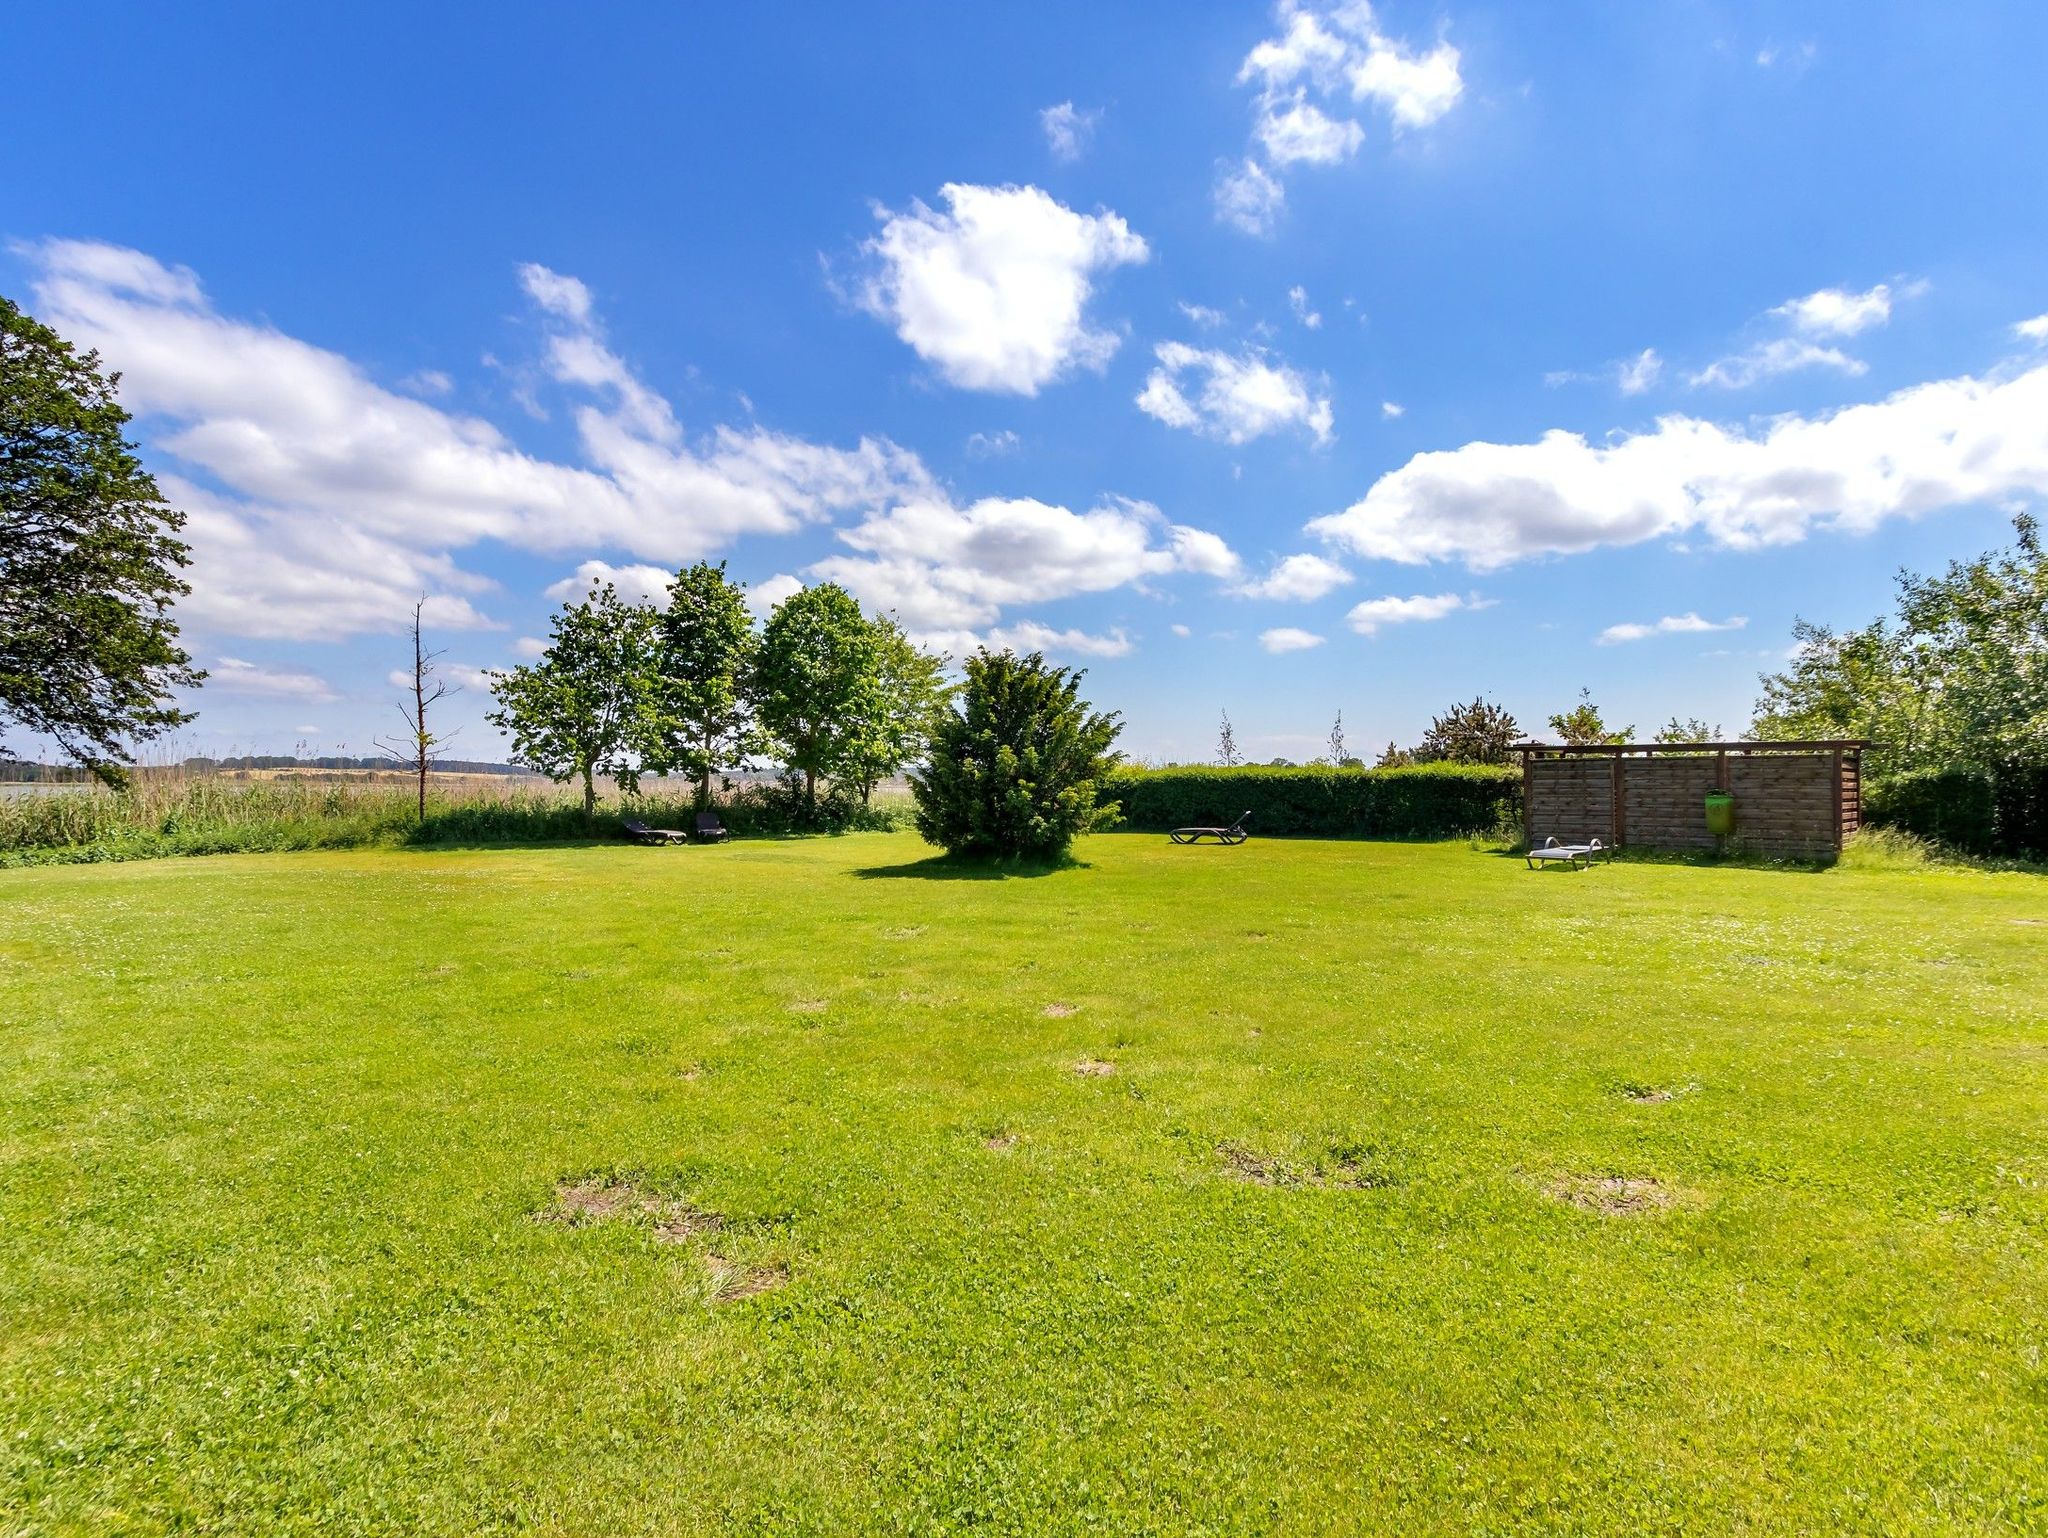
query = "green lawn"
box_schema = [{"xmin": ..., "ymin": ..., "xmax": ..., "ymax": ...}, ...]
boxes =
[{"xmin": 3, "ymin": 834, "xmax": 2045, "ymax": 1535}]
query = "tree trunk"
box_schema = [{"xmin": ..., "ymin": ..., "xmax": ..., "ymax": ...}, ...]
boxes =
[
  {"xmin": 696, "ymin": 766, "xmax": 712, "ymax": 810},
  {"xmin": 582, "ymin": 765, "xmax": 596, "ymax": 826},
  {"xmin": 804, "ymin": 766, "xmax": 816, "ymax": 819}
]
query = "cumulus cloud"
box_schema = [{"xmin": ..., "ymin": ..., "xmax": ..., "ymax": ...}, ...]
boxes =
[
  {"xmin": 1346, "ymin": 592, "xmax": 1475, "ymax": 635},
  {"xmin": 543, "ymin": 559, "xmax": 675, "ymax": 607},
  {"xmin": 1136, "ymin": 342, "xmax": 1334, "ymax": 444},
  {"xmin": 512, "ymin": 636, "xmax": 549, "ymax": 659},
  {"xmin": 1236, "ymin": 552, "xmax": 1352, "ymax": 602},
  {"xmin": 209, "ymin": 656, "xmax": 339, "ymax": 701},
  {"xmin": 1224, "ymin": 2, "xmax": 1462, "ymax": 233},
  {"xmin": 1381, "ymin": 400, "xmax": 1405, "ymax": 418},
  {"xmin": 855, "ymin": 182, "xmax": 1148, "ymax": 394},
  {"xmin": 1255, "ymin": 93, "xmax": 1365, "ymax": 166},
  {"xmin": 1040, "ymin": 102, "xmax": 1102, "ymax": 162},
  {"xmin": 1771, "ymin": 282, "xmax": 1908, "ymax": 336},
  {"xmin": 1310, "ymin": 359, "xmax": 2048, "ymax": 569},
  {"xmin": 810, "ymin": 494, "xmax": 1237, "ymax": 633},
  {"xmin": 2015, "ymin": 313, "xmax": 2048, "ymax": 343},
  {"xmin": 1214, "ymin": 159, "xmax": 1287, "ymax": 237},
  {"xmin": 1170, "ymin": 623, "xmax": 1193, "ymax": 638},
  {"xmin": 1288, "ymin": 285, "xmax": 1323, "ymax": 329},
  {"xmin": 21, "ymin": 239, "xmax": 932, "ymax": 641},
  {"xmin": 1259, "ymin": 626, "xmax": 1326, "ymax": 653},
  {"xmin": 1179, "ymin": 301, "xmax": 1229, "ymax": 329},
  {"xmin": 1597, "ymin": 613, "xmax": 1748, "ymax": 645},
  {"xmin": 747, "ymin": 572, "xmax": 804, "ymax": 619},
  {"xmin": 986, "ymin": 620, "xmax": 1133, "ymax": 658}
]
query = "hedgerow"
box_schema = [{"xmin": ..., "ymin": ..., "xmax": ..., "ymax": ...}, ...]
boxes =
[{"xmin": 1104, "ymin": 763, "xmax": 1521, "ymax": 840}]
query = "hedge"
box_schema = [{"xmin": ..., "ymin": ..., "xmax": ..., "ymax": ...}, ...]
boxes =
[
  {"xmin": 1104, "ymin": 763, "xmax": 1522, "ymax": 840},
  {"xmin": 1863, "ymin": 767, "xmax": 1997, "ymax": 853}
]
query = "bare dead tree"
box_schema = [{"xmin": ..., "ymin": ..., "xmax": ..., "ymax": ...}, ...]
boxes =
[{"xmin": 375, "ymin": 596, "xmax": 458, "ymax": 821}]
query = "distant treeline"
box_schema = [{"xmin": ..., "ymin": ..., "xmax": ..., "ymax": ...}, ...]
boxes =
[{"xmin": 0, "ymin": 756, "xmax": 534, "ymax": 781}]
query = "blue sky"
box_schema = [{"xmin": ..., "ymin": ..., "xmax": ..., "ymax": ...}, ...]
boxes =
[{"xmin": 6, "ymin": 1, "xmax": 2048, "ymax": 764}]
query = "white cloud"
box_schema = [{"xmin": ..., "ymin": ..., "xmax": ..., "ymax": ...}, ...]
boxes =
[
  {"xmin": 1381, "ymin": 400, "xmax": 1405, "ymax": 418},
  {"xmin": 399, "ymin": 369, "xmax": 452, "ymax": 397},
  {"xmin": 855, "ymin": 182, "xmax": 1148, "ymax": 394},
  {"xmin": 544, "ymin": 559, "xmax": 673, "ymax": 607},
  {"xmin": 1771, "ymin": 282, "xmax": 1901, "ymax": 336},
  {"xmin": 1690, "ymin": 338, "xmax": 1867, "ymax": 390},
  {"xmin": 1040, "ymin": 101, "xmax": 1102, "ymax": 162},
  {"xmin": 1179, "ymin": 302, "xmax": 1229, "ymax": 329},
  {"xmin": 1288, "ymin": 285, "xmax": 1323, "ymax": 329},
  {"xmin": 1236, "ymin": 552, "xmax": 1352, "ymax": 602},
  {"xmin": 1259, "ymin": 626, "xmax": 1326, "ymax": 653},
  {"xmin": 1346, "ymin": 592, "xmax": 1474, "ymax": 635},
  {"xmin": 2015, "ymin": 314, "xmax": 2048, "ymax": 343},
  {"xmin": 1618, "ymin": 348, "xmax": 1664, "ymax": 395},
  {"xmin": 1226, "ymin": 0, "xmax": 1462, "ymax": 228},
  {"xmin": 1239, "ymin": 1, "xmax": 1463, "ymax": 128},
  {"xmin": 1255, "ymin": 93, "xmax": 1365, "ymax": 166},
  {"xmin": 746, "ymin": 572, "xmax": 804, "ymax": 620},
  {"xmin": 513, "ymin": 636, "xmax": 548, "ymax": 659},
  {"xmin": 1136, "ymin": 342, "xmax": 1334, "ymax": 444},
  {"xmin": 210, "ymin": 656, "xmax": 339, "ymax": 701},
  {"xmin": 1214, "ymin": 159, "xmax": 1286, "ymax": 237},
  {"xmin": 811, "ymin": 493, "xmax": 1237, "ymax": 632},
  {"xmin": 22, "ymin": 239, "xmax": 933, "ymax": 641},
  {"xmin": 1170, "ymin": 623, "xmax": 1193, "ymax": 638},
  {"xmin": 965, "ymin": 428, "xmax": 1020, "ymax": 458},
  {"xmin": 987, "ymin": 620, "xmax": 1133, "ymax": 658},
  {"xmin": 1597, "ymin": 613, "xmax": 1748, "ymax": 645},
  {"xmin": 1310, "ymin": 359, "xmax": 2048, "ymax": 569}
]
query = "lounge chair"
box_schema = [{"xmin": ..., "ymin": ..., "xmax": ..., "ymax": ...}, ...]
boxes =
[
  {"xmin": 1525, "ymin": 835, "xmax": 1605, "ymax": 870},
  {"xmin": 1170, "ymin": 811, "xmax": 1252, "ymax": 846},
  {"xmin": 693, "ymin": 810, "xmax": 730, "ymax": 844},
  {"xmin": 622, "ymin": 816, "xmax": 689, "ymax": 845}
]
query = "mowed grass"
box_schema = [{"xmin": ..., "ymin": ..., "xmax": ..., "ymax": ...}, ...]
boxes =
[{"xmin": 2, "ymin": 835, "xmax": 2045, "ymax": 1536}]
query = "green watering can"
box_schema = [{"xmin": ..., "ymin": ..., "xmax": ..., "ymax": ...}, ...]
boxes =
[{"xmin": 1704, "ymin": 790, "xmax": 1736, "ymax": 837}]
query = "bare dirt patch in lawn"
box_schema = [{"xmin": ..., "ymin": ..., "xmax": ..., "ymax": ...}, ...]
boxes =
[
  {"xmin": 1548, "ymin": 1174, "xmax": 1679, "ymax": 1216},
  {"xmin": 1218, "ymin": 1142, "xmax": 1395, "ymax": 1190},
  {"xmin": 537, "ymin": 1177, "xmax": 724, "ymax": 1242},
  {"xmin": 786, "ymin": 998, "xmax": 828, "ymax": 1014},
  {"xmin": 707, "ymin": 1256, "xmax": 788, "ymax": 1303},
  {"xmin": 983, "ymin": 1132, "xmax": 1019, "ymax": 1152},
  {"xmin": 1043, "ymin": 1002, "xmax": 1079, "ymax": 1018},
  {"xmin": 1074, "ymin": 1058, "xmax": 1116, "ymax": 1077}
]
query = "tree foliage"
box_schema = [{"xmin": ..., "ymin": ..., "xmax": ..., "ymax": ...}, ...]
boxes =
[
  {"xmin": 845, "ymin": 613, "xmax": 950, "ymax": 803},
  {"xmin": 649, "ymin": 561, "xmax": 756, "ymax": 806},
  {"xmin": 1753, "ymin": 516, "xmax": 2048, "ymax": 777},
  {"xmin": 1546, "ymin": 688, "xmax": 1632, "ymax": 745},
  {"xmin": 1216, "ymin": 709, "xmax": 1241, "ymax": 767},
  {"xmin": 912, "ymin": 648, "xmax": 1124, "ymax": 861},
  {"xmin": 1653, "ymin": 716, "xmax": 1719, "ymax": 744},
  {"xmin": 1, "ymin": 295, "xmax": 201, "ymax": 783},
  {"xmin": 752, "ymin": 582, "xmax": 883, "ymax": 815},
  {"xmin": 1417, "ymin": 697, "xmax": 1521, "ymax": 764},
  {"xmin": 485, "ymin": 582, "xmax": 659, "ymax": 821}
]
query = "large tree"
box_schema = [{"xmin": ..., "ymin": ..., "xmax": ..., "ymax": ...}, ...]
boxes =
[
  {"xmin": 912, "ymin": 648, "xmax": 1124, "ymax": 861},
  {"xmin": 1546, "ymin": 688, "xmax": 1632, "ymax": 745},
  {"xmin": 752, "ymin": 582, "xmax": 881, "ymax": 817},
  {"xmin": 1, "ymin": 296, "xmax": 201, "ymax": 783},
  {"xmin": 649, "ymin": 561, "xmax": 757, "ymax": 807},
  {"xmin": 844, "ymin": 614, "xmax": 950, "ymax": 804},
  {"xmin": 485, "ymin": 582, "xmax": 659, "ymax": 822},
  {"xmin": 1753, "ymin": 515, "xmax": 2048, "ymax": 777}
]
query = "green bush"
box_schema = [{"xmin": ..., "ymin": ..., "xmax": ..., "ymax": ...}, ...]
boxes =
[
  {"xmin": 1863, "ymin": 767, "xmax": 1997, "ymax": 853},
  {"xmin": 1105, "ymin": 763, "xmax": 1521, "ymax": 840},
  {"xmin": 1989, "ymin": 763, "xmax": 2048, "ymax": 855}
]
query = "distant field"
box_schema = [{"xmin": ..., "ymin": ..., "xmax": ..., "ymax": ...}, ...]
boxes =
[{"xmin": 3, "ymin": 834, "xmax": 2045, "ymax": 1534}]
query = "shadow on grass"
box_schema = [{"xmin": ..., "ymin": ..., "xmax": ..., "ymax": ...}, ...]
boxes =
[{"xmin": 853, "ymin": 852, "xmax": 1087, "ymax": 881}]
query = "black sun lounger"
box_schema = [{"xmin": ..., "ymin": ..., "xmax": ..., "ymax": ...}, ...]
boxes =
[
  {"xmin": 622, "ymin": 817, "xmax": 689, "ymax": 845},
  {"xmin": 693, "ymin": 811, "xmax": 731, "ymax": 843},
  {"xmin": 1170, "ymin": 811, "xmax": 1252, "ymax": 845}
]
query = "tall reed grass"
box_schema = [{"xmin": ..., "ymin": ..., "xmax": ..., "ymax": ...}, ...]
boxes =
[{"xmin": 0, "ymin": 771, "xmax": 906, "ymax": 867}]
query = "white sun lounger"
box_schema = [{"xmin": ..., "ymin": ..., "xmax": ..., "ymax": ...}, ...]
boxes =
[{"xmin": 1525, "ymin": 835, "xmax": 1606, "ymax": 870}]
